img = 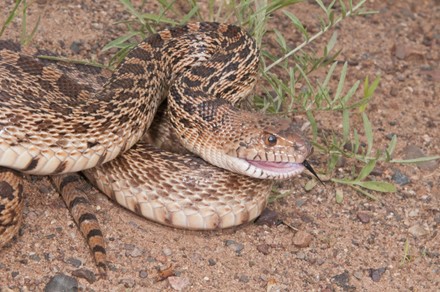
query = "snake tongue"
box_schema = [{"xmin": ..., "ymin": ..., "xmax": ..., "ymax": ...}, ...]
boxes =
[{"xmin": 247, "ymin": 160, "xmax": 305, "ymax": 174}]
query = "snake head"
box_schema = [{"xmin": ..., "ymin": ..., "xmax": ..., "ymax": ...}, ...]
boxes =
[{"xmin": 218, "ymin": 113, "xmax": 313, "ymax": 180}]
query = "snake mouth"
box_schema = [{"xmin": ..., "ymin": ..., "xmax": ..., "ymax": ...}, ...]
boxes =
[{"xmin": 246, "ymin": 160, "xmax": 305, "ymax": 178}]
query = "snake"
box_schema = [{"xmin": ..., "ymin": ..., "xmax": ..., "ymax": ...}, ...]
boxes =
[{"xmin": 0, "ymin": 22, "xmax": 314, "ymax": 275}]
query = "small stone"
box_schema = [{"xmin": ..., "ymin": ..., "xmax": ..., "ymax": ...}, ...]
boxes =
[
  {"xmin": 120, "ymin": 278, "xmax": 135, "ymax": 288},
  {"xmin": 224, "ymin": 240, "xmax": 244, "ymax": 254},
  {"xmin": 70, "ymin": 41, "xmax": 82, "ymax": 54},
  {"xmin": 238, "ymin": 274, "xmax": 249, "ymax": 283},
  {"xmin": 408, "ymin": 224, "xmax": 429, "ymax": 237},
  {"xmin": 370, "ymin": 166, "xmax": 384, "ymax": 176},
  {"xmin": 256, "ymin": 244, "xmax": 270, "ymax": 255},
  {"xmin": 163, "ymin": 247, "xmax": 172, "ymax": 256},
  {"xmin": 71, "ymin": 268, "xmax": 96, "ymax": 284},
  {"xmin": 254, "ymin": 208, "xmax": 279, "ymax": 226},
  {"xmin": 168, "ymin": 276, "xmax": 190, "ymax": 291},
  {"xmin": 353, "ymin": 271, "xmax": 363, "ymax": 280},
  {"xmin": 146, "ymin": 256, "xmax": 156, "ymax": 263},
  {"xmin": 332, "ymin": 270, "xmax": 350, "ymax": 287},
  {"xmin": 392, "ymin": 170, "xmax": 410, "ymax": 186},
  {"xmin": 139, "ymin": 270, "xmax": 148, "ymax": 278},
  {"xmin": 394, "ymin": 44, "xmax": 407, "ymax": 59},
  {"xmin": 385, "ymin": 133, "xmax": 397, "ymax": 140},
  {"xmin": 126, "ymin": 246, "xmax": 143, "ymax": 258},
  {"xmin": 296, "ymin": 251, "xmax": 307, "ymax": 260},
  {"xmin": 408, "ymin": 209, "xmax": 419, "ymax": 217},
  {"xmin": 293, "ymin": 230, "xmax": 313, "ymax": 248},
  {"xmin": 369, "ymin": 267, "xmax": 386, "ymax": 282},
  {"xmin": 44, "ymin": 274, "xmax": 78, "ymax": 292},
  {"xmin": 389, "ymin": 87, "xmax": 399, "ymax": 96},
  {"xmin": 357, "ymin": 211, "xmax": 371, "ymax": 223},
  {"xmin": 66, "ymin": 257, "xmax": 82, "ymax": 268},
  {"xmin": 29, "ymin": 253, "xmax": 41, "ymax": 262},
  {"xmin": 208, "ymin": 258, "xmax": 216, "ymax": 266},
  {"xmin": 38, "ymin": 185, "xmax": 52, "ymax": 194}
]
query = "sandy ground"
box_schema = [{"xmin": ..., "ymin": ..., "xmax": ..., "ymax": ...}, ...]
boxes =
[{"xmin": 0, "ymin": 0, "xmax": 439, "ymax": 290}]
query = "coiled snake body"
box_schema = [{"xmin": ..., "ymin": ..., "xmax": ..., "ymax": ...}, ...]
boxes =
[{"xmin": 0, "ymin": 23, "xmax": 312, "ymax": 274}]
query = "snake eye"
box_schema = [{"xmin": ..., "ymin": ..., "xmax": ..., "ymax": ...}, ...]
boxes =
[{"xmin": 264, "ymin": 134, "xmax": 277, "ymax": 146}]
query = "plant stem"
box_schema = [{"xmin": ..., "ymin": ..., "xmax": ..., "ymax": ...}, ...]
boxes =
[{"xmin": 264, "ymin": 0, "xmax": 366, "ymax": 73}]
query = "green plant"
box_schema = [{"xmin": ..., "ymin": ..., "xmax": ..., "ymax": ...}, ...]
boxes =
[{"xmin": 0, "ymin": 0, "xmax": 41, "ymax": 45}]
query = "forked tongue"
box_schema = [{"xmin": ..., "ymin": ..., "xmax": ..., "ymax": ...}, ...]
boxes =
[{"xmin": 303, "ymin": 160, "xmax": 324, "ymax": 185}]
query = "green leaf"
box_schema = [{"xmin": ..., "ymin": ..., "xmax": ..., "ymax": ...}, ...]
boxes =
[
  {"xmin": 325, "ymin": 31, "xmax": 338, "ymax": 55},
  {"xmin": 362, "ymin": 112, "xmax": 373, "ymax": 156},
  {"xmin": 335, "ymin": 188, "xmax": 344, "ymax": 204},
  {"xmin": 342, "ymin": 109, "xmax": 350, "ymax": 142},
  {"xmin": 102, "ymin": 31, "xmax": 140, "ymax": 52},
  {"xmin": 342, "ymin": 80, "xmax": 360, "ymax": 105},
  {"xmin": 283, "ymin": 10, "xmax": 309, "ymax": 41},
  {"xmin": 273, "ymin": 28, "xmax": 287, "ymax": 52},
  {"xmin": 357, "ymin": 159, "xmax": 376, "ymax": 181},
  {"xmin": 385, "ymin": 134, "xmax": 397, "ymax": 161},
  {"xmin": 391, "ymin": 156, "xmax": 440, "ymax": 164},
  {"xmin": 305, "ymin": 179, "xmax": 318, "ymax": 191},
  {"xmin": 332, "ymin": 62, "xmax": 347, "ymax": 105},
  {"xmin": 306, "ymin": 110, "xmax": 318, "ymax": 140},
  {"xmin": 353, "ymin": 181, "xmax": 396, "ymax": 192}
]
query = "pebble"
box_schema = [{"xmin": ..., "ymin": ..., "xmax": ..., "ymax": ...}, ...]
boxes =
[
  {"xmin": 208, "ymin": 258, "xmax": 216, "ymax": 266},
  {"xmin": 332, "ymin": 270, "xmax": 349, "ymax": 287},
  {"xmin": 295, "ymin": 251, "xmax": 307, "ymax": 260},
  {"xmin": 292, "ymin": 230, "xmax": 313, "ymax": 248},
  {"xmin": 163, "ymin": 247, "xmax": 173, "ymax": 256},
  {"xmin": 125, "ymin": 245, "xmax": 143, "ymax": 258},
  {"xmin": 168, "ymin": 276, "xmax": 190, "ymax": 291},
  {"xmin": 120, "ymin": 278, "xmax": 136, "ymax": 288},
  {"xmin": 238, "ymin": 274, "xmax": 250, "ymax": 283},
  {"xmin": 254, "ymin": 208, "xmax": 279, "ymax": 226},
  {"xmin": 370, "ymin": 166, "xmax": 384, "ymax": 176},
  {"xmin": 392, "ymin": 170, "xmax": 410, "ymax": 186},
  {"xmin": 71, "ymin": 268, "xmax": 96, "ymax": 284},
  {"xmin": 38, "ymin": 185, "xmax": 52, "ymax": 194},
  {"xmin": 29, "ymin": 253, "xmax": 41, "ymax": 262},
  {"xmin": 139, "ymin": 270, "xmax": 148, "ymax": 278},
  {"xmin": 385, "ymin": 133, "xmax": 396, "ymax": 140},
  {"xmin": 408, "ymin": 209, "xmax": 419, "ymax": 217},
  {"xmin": 146, "ymin": 256, "xmax": 156, "ymax": 262},
  {"xmin": 224, "ymin": 240, "xmax": 244, "ymax": 254},
  {"xmin": 357, "ymin": 211, "xmax": 371, "ymax": 223},
  {"xmin": 353, "ymin": 271, "xmax": 363, "ymax": 280},
  {"xmin": 408, "ymin": 224, "xmax": 429, "ymax": 237},
  {"xmin": 256, "ymin": 244, "xmax": 271, "ymax": 255},
  {"xmin": 369, "ymin": 267, "xmax": 386, "ymax": 282},
  {"xmin": 44, "ymin": 274, "xmax": 78, "ymax": 292},
  {"xmin": 66, "ymin": 257, "xmax": 82, "ymax": 268},
  {"xmin": 70, "ymin": 41, "xmax": 83, "ymax": 54}
]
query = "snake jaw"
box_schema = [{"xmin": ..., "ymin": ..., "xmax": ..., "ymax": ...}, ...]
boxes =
[{"xmin": 245, "ymin": 160, "xmax": 306, "ymax": 179}]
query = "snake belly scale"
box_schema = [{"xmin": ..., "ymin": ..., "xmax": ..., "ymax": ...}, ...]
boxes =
[{"xmin": 0, "ymin": 22, "xmax": 312, "ymax": 275}]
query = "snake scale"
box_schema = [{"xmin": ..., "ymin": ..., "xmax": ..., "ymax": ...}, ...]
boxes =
[{"xmin": 0, "ymin": 22, "xmax": 313, "ymax": 275}]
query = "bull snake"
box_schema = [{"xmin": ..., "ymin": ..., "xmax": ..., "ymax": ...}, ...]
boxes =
[{"xmin": 0, "ymin": 22, "xmax": 313, "ymax": 276}]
